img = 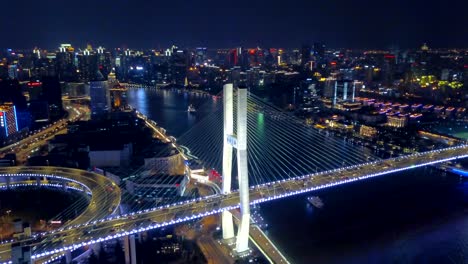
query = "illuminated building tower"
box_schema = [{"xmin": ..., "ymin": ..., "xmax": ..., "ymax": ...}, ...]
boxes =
[
  {"xmin": 118, "ymin": 49, "xmax": 133, "ymax": 81},
  {"xmin": 195, "ymin": 47, "xmax": 207, "ymax": 65},
  {"xmin": 246, "ymin": 49, "xmax": 259, "ymax": 68},
  {"xmin": 77, "ymin": 50, "xmax": 98, "ymax": 82},
  {"xmin": 421, "ymin": 43, "xmax": 429, "ymax": 52},
  {"xmin": 33, "ymin": 48, "xmax": 41, "ymax": 59},
  {"xmin": 27, "ymin": 81, "xmax": 50, "ymax": 123},
  {"xmin": 90, "ymin": 71, "xmax": 110, "ymax": 118},
  {"xmin": 323, "ymin": 78, "xmax": 356, "ymax": 106},
  {"xmin": 108, "ymin": 70, "xmax": 118, "ymax": 86},
  {"xmin": 27, "ymin": 81, "xmax": 42, "ymax": 101},
  {"xmin": 8, "ymin": 65, "xmax": 18, "ymax": 79},
  {"xmin": 109, "ymin": 84, "xmax": 128, "ymax": 111},
  {"xmin": 228, "ymin": 49, "xmax": 239, "ymax": 67},
  {"xmin": 97, "ymin": 47, "xmax": 113, "ymax": 77},
  {"xmin": 56, "ymin": 44, "xmax": 76, "ymax": 81},
  {"xmin": 0, "ymin": 103, "xmax": 18, "ymax": 138},
  {"xmin": 170, "ymin": 48, "xmax": 189, "ymax": 86},
  {"xmin": 383, "ymin": 54, "xmax": 396, "ymax": 86}
]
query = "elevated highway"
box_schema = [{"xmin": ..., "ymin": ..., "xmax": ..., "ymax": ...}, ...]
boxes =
[{"xmin": 0, "ymin": 166, "xmax": 121, "ymax": 262}]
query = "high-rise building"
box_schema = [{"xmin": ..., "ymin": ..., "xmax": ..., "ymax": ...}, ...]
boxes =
[
  {"xmin": 41, "ymin": 76, "xmax": 63, "ymax": 120},
  {"xmin": 27, "ymin": 81, "xmax": 42, "ymax": 101},
  {"xmin": 90, "ymin": 71, "xmax": 110, "ymax": 118},
  {"xmin": 56, "ymin": 44, "xmax": 76, "ymax": 81},
  {"xmin": 8, "ymin": 65, "xmax": 18, "ymax": 79},
  {"xmin": 170, "ymin": 49, "xmax": 189, "ymax": 86},
  {"xmin": 108, "ymin": 70, "xmax": 118, "ymax": 86},
  {"xmin": 228, "ymin": 49, "xmax": 239, "ymax": 67},
  {"xmin": 109, "ymin": 84, "xmax": 128, "ymax": 111},
  {"xmin": 301, "ymin": 44, "xmax": 311, "ymax": 68},
  {"xmin": 0, "ymin": 103, "xmax": 18, "ymax": 138},
  {"xmin": 77, "ymin": 50, "xmax": 98, "ymax": 82},
  {"xmin": 323, "ymin": 79, "xmax": 356, "ymax": 106},
  {"xmin": 195, "ymin": 47, "xmax": 207, "ymax": 65},
  {"xmin": 96, "ymin": 47, "xmax": 113, "ymax": 77}
]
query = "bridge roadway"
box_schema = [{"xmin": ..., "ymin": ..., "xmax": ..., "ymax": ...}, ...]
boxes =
[
  {"xmin": 1, "ymin": 145, "xmax": 468, "ymax": 263},
  {"xmin": 0, "ymin": 166, "xmax": 121, "ymax": 263},
  {"xmin": 231, "ymin": 210, "xmax": 290, "ymax": 263}
]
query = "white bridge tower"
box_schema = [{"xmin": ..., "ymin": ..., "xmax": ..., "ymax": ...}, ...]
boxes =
[{"xmin": 222, "ymin": 83, "xmax": 250, "ymax": 253}]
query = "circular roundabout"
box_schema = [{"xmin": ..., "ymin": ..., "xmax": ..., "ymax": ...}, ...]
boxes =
[{"xmin": 0, "ymin": 166, "xmax": 121, "ymax": 263}]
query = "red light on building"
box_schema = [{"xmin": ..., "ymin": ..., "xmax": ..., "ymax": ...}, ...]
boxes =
[
  {"xmin": 330, "ymin": 61, "xmax": 337, "ymax": 66},
  {"xmin": 464, "ymin": 65, "xmax": 468, "ymax": 68},
  {"xmin": 248, "ymin": 49, "xmax": 256, "ymax": 55},
  {"xmin": 27, "ymin": 82, "xmax": 42, "ymax": 87},
  {"xmin": 384, "ymin": 54, "xmax": 396, "ymax": 59},
  {"xmin": 230, "ymin": 49, "xmax": 238, "ymax": 66}
]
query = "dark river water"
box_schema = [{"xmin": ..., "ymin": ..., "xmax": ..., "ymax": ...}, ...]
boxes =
[{"xmin": 127, "ymin": 88, "xmax": 468, "ymax": 264}]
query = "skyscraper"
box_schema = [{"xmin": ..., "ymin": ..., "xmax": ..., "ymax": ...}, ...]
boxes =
[
  {"xmin": 109, "ymin": 85, "xmax": 128, "ymax": 111},
  {"xmin": 195, "ymin": 47, "xmax": 207, "ymax": 65},
  {"xmin": 96, "ymin": 46, "xmax": 112, "ymax": 77},
  {"xmin": 77, "ymin": 50, "xmax": 98, "ymax": 82},
  {"xmin": 0, "ymin": 103, "xmax": 18, "ymax": 138},
  {"xmin": 301, "ymin": 44, "xmax": 312, "ymax": 69},
  {"xmin": 170, "ymin": 48, "xmax": 189, "ymax": 86},
  {"xmin": 56, "ymin": 44, "xmax": 76, "ymax": 81},
  {"xmin": 90, "ymin": 71, "xmax": 110, "ymax": 118},
  {"xmin": 324, "ymin": 79, "xmax": 356, "ymax": 106},
  {"xmin": 40, "ymin": 76, "xmax": 63, "ymax": 120},
  {"xmin": 8, "ymin": 65, "xmax": 18, "ymax": 79}
]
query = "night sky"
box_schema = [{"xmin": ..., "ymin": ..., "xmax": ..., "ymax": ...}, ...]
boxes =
[{"xmin": 2, "ymin": 0, "xmax": 467, "ymax": 49}]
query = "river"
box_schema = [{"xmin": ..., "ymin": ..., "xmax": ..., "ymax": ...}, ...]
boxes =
[{"xmin": 127, "ymin": 88, "xmax": 468, "ymax": 264}]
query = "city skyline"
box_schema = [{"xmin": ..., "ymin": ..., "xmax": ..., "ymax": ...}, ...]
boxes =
[
  {"xmin": 0, "ymin": 1, "xmax": 467, "ymax": 261},
  {"xmin": 1, "ymin": 0, "xmax": 467, "ymax": 50}
]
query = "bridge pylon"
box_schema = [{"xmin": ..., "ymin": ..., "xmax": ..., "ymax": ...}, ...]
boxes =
[
  {"xmin": 222, "ymin": 83, "xmax": 235, "ymax": 241},
  {"xmin": 221, "ymin": 83, "xmax": 250, "ymax": 254}
]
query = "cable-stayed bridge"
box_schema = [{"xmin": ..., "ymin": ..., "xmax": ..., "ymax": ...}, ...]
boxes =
[{"xmin": 0, "ymin": 84, "xmax": 467, "ymax": 263}]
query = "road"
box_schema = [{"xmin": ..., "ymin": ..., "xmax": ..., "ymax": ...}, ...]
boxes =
[
  {"xmin": 0, "ymin": 104, "xmax": 87, "ymax": 164},
  {"xmin": 0, "ymin": 166, "xmax": 121, "ymax": 262},
  {"xmin": 0, "ymin": 144, "xmax": 467, "ymax": 263},
  {"xmin": 231, "ymin": 210, "xmax": 289, "ymax": 264},
  {"xmin": 198, "ymin": 233, "xmax": 234, "ymax": 264}
]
